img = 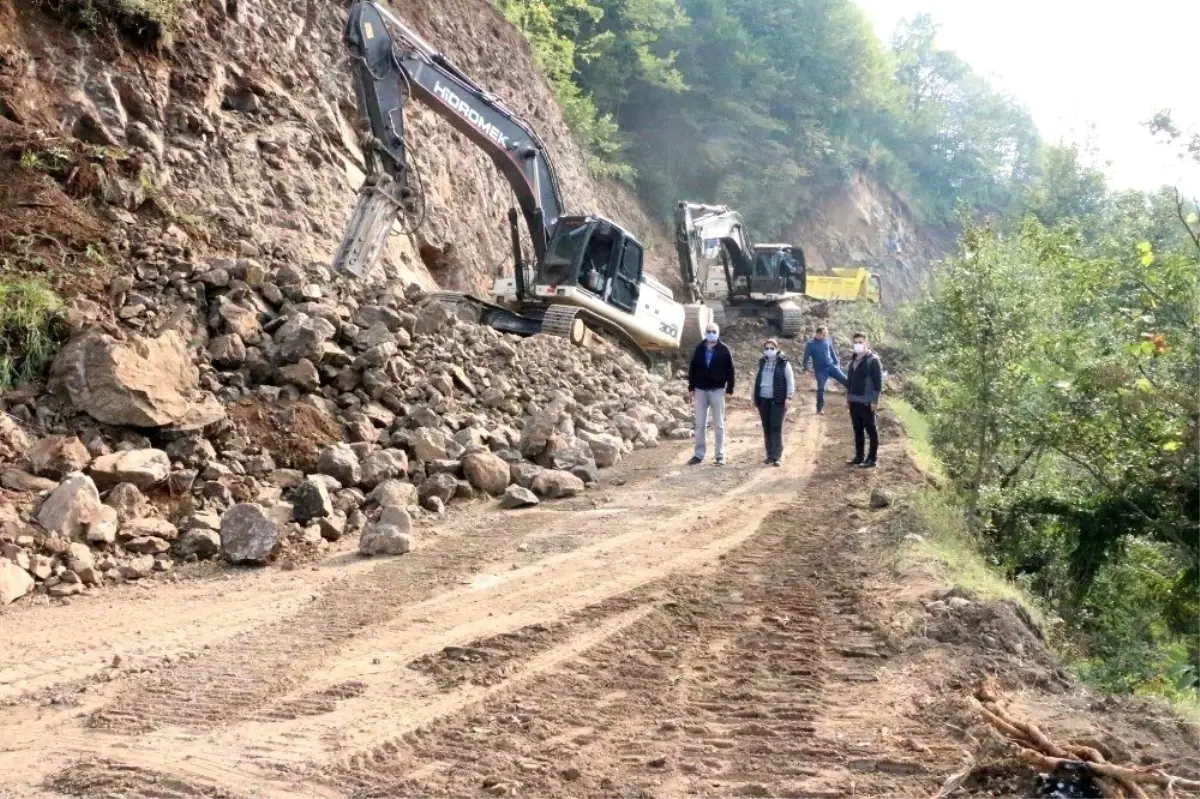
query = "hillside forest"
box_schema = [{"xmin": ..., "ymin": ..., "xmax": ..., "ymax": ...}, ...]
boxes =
[{"xmin": 497, "ymin": 0, "xmax": 1200, "ymax": 702}]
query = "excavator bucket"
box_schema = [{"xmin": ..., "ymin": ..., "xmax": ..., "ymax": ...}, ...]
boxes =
[{"xmin": 332, "ymin": 176, "xmax": 405, "ymax": 278}]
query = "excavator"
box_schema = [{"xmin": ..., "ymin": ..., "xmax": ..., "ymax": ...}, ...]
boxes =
[
  {"xmin": 331, "ymin": 0, "xmax": 711, "ymax": 366},
  {"xmin": 675, "ymin": 202, "xmax": 883, "ymax": 337},
  {"xmin": 674, "ymin": 202, "xmax": 807, "ymax": 337}
]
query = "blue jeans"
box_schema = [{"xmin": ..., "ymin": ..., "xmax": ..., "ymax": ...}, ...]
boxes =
[{"xmin": 815, "ymin": 366, "xmax": 849, "ymax": 412}]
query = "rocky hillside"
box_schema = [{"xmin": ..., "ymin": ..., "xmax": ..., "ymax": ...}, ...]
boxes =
[
  {"xmin": 0, "ymin": 0, "xmax": 671, "ymax": 298},
  {"xmin": 0, "ymin": 270, "xmax": 691, "ymax": 602},
  {"xmin": 790, "ymin": 169, "xmax": 955, "ymax": 307}
]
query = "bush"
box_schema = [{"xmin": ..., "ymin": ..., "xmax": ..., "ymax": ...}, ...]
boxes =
[{"xmin": 0, "ymin": 281, "xmax": 66, "ymax": 390}]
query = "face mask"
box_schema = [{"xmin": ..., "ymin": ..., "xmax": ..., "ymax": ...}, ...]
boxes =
[
  {"xmin": 852, "ymin": 343, "xmax": 866, "ymax": 354},
  {"xmin": 763, "ymin": 348, "xmax": 777, "ymax": 359},
  {"xmin": 705, "ymin": 332, "xmax": 718, "ymax": 343}
]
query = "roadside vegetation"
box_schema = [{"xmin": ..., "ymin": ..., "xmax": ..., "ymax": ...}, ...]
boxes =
[
  {"xmin": 898, "ymin": 122, "xmax": 1199, "ymax": 705},
  {"xmin": 495, "ymin": 0, "xmax": 1047, "ymax": 237},
  {"xmin": 0, "ymin": 280, "xmax": 66, "ymax": 391}
]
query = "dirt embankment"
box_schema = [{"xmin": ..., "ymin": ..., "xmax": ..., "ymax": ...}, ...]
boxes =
[
  {"xmin": 789, "ymin": 169, "xmax": 957, "ymax": 307},
  {"xmin": 0, "ymin": 0, "xmax": 671, "ymax": 298}
]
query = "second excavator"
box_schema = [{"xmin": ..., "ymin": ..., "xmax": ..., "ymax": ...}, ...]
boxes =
[
  {"xmin": 674, "ymin": 202, "xmax": 807, "ymax": 337},
  {"xmin": 331, "ymin": 0, "xmax": 711, "ymax": 366},
  {"xmin": 674, "ymin": 202, "xmax": 883, "ymax": 337}
]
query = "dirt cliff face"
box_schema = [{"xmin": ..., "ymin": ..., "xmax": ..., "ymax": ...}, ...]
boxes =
[
  {"xmin": 788, "ymin": 170, "xmax": 955, "ymax": 308},
  {"xmin": 0, "ymin": 0, "xmax": 671, "ymax": 297}
]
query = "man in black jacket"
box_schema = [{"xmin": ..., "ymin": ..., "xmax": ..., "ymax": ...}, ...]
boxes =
[
  {"xmin": 845, "ymin": 331, "xmax": 884, "ymax": 468},
  {"xmin": 687, "ymin": 321, "xmax": 735, "ymax": 466}
]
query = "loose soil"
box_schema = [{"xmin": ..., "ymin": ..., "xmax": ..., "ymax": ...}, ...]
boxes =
[
  {"xmin": 227, "ymin": 398, "xmax": 345, "ymax": 473},
  {"xmin": 1, "ymin": 376, "xmax": 1196, "ymax": 799}
]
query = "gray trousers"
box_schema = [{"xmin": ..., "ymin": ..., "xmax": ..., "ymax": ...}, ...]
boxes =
[{"xmin": 693, "ymin": 388, "xmax": 726, "ymax": 460}]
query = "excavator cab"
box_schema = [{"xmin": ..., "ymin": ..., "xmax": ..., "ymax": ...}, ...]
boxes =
[{"xmin": 534, "ymin": 216, "xmax": 642, "ymax": 313}]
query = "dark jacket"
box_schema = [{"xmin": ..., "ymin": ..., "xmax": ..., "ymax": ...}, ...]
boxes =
[
  {"xmin": 689, "ymin": 341, "xmax": 736, "ymax": 393},
  {"xmin": 801, "ymin": 338, "xmax": 839, "ymax": 372},
  {"xmin": 753, "ymin": 354, "xmax": 794, "ymax": 406},
  {"xmin": 846, "ymin": 351, "xmax": 883, "ymax": 405}
]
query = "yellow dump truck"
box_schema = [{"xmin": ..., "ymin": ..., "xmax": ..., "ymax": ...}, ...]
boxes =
[{"xmin": 803, "ymin": 268, "xmax": 882, "ymax": 304}]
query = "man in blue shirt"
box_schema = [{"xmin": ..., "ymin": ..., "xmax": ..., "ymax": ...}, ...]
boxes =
[{"xmin": 800, "ymin": 326, "xmax": 848, "ymax": 414}]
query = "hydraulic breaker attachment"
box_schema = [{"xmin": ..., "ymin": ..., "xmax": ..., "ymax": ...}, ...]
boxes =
[{"xmin": 332, "ymin": 174, "xmax": 408, "ymax": 278}]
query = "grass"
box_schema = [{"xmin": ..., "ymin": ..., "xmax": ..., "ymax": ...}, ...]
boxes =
[
  {"xmin": 41, "ymin": 0, "xmax": 188, "ymax": 48},
  {"xmin": 0, "ymin": 280, "xmax": 67, "ymax": 390},
  {"xmin": 886, "ymin": 397, "xmax": 945, "ymax": 483},
  {"xmin": 886, "ymin": 396, "xmax": 1045, "ymax": 624}
]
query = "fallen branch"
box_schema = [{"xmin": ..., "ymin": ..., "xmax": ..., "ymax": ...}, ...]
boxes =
[{"xmin": 970, "ymin": 683, "xmax": 1200, "ymax": 798}]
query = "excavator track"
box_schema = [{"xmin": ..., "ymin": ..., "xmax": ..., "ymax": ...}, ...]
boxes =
[
  {"xmin": 776, "ymin": 300, "xmax": 803, "ymax": 338},
  {"xmin": 541, "ymin": 305, "xmax": 653, "ymax": 369},
  {"xmin": 430, "ymin": 291, "xmax": 481, "ymax": 323}
]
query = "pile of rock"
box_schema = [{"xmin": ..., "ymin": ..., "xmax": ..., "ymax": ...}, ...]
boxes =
[{"xmin": 0, "ymin": 259, "xmax": 692, "ymax": 603}]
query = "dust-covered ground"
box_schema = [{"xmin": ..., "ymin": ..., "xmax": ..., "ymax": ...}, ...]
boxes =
[{"xmin": 2, "ymin": 367, "xmax": 1196, "ymax": 799}]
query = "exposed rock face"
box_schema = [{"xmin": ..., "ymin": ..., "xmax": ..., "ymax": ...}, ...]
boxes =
[
  {"xmin": 49, "ymin": 330, "xmax": 211, "ymax": 428},
  {"xmin": 0, "ymin": 415, "xmax": 31, "ymax": 464}
]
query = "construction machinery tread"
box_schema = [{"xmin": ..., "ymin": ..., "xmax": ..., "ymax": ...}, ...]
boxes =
[
  {"xmin": 542, "ymin": 305, "xmax": 652, "ymax": 369},
  {"xmin": 541, "ymin": 305, "xmax": 588, "ymax": 344},
  {"xmin": 778, "ymin": 305, "xmax": 803, "ymax": 338}
]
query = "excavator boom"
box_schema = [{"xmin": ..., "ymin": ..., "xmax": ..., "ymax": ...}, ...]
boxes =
[{"xmin": 335, "ymin": 0, "xmax": 565, "ymax": 279}]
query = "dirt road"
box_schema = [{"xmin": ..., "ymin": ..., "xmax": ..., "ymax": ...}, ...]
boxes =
[{"xmin": 0, "ymin": 393, "xmax": 948, "ymax": 798}]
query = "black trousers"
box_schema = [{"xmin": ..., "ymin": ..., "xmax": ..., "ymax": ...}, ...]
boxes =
[
  {"xmin": 849, "ymin": 401, "xmax": 878, "ymax": 462},
  {"xmin": 757, "ymin": 400, "xmax": 786, "ymax": 461}
]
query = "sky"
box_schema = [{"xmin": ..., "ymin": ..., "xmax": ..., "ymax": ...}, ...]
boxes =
[{"xmin": 853, "ymin": 0, "xmax": 1200, "ymax": 198}]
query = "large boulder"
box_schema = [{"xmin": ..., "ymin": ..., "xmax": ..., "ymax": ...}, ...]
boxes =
[
  {"xmin": 0, "ymin": 415, "xmax": 30, "ymax": 464},
  {"xmin": 410, "ymin": 427, "xmax": 464, "ymax": 463},
  {"xmin": 219, "ymin": 503, "xmax": 281, "ymax": 565},
  {"xmin": 49, "ymin": 329, "xmax": 202, "ymax": 427},
  {"xmin": 89, "ymin": 449, "xmax": 170, "ymax": 490},
  {"xmin": 26, "ymin": 436, "xmax": 92, "ymax": 479},
  {"xmin": 316, "ymin": 445, "xmax": 361, "ymax": 487},
  {"xmin": 0, "ymin": 561, "xmax": 34, "ymax": 605},
  {"xmin": 36, "ymin": 473, "xmax": 103, "ymax": 538},
  {"xmin": 531, "ymin": 470, "xmax": 585, "ymax": 499},
  {"xmin": 368, "ymin": 479, "xmax": 419, "ymax": 508},
  {"xmin": 462, "ymin": 451, "xmax": 510, "ymax": 496},
  {"xmin": 178, "ymin": 528, "xmax": 221, "ymax": 560},
  {"xmin": 499, "ymin": 484, "xmax": 539, "ymax": 509},
  {"xmin": 519, "ymin": 393, "xmax": 572, "ymax": 458},
  {"xmin": 419, "ymin": 473, "xmax": 457, "ymax": 508},
  {"xmin": 270, "ymin": 313, "xmax": 336, "ymax": 364},
  {"xmin": 360, "ymin": 449, "xmax": 409, "ymax": 488},
  {"xmin": 359, "ymin": 506, "xmax": 412, "ymax": 556},
  {"xmin": 292, "ymin": 477, "xmax": 333, "ymax": 523},
  {"xmin": 578, "ymin": 430, "xmax": 624, "ymax": 469}
]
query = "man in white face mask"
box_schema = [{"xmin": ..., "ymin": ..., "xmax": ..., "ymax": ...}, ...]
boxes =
[
  {"xmin": 687, "ymin": 322, "xmax": 735, "ymax": 465},
  {"xmin": 845, "ymin": 331, "xmax": 883, "ymax": 468},
  {"xmin": 752, "ymin": 338, "xmax": 795, "ymax": 466}
]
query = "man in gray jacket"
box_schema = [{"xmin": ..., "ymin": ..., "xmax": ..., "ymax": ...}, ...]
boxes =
[{"xmin": 845, "ymin": 331, "xmax": 883, "ymax": 468}]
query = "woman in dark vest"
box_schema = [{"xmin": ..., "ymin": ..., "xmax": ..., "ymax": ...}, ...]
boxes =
[{"xmin": 752, "ymin": 338, "xmax": 796, "ymax": 466}]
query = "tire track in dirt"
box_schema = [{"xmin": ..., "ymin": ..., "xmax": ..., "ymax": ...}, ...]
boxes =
[
  {"xmin": 0, "ymin": 406, "xmax": 824, "ymax": 798},
  {"xmin": 84, "ymin": 409, "xmax": 813, "ymax": 736},
  {"xmin": 311, "ymin": 416, "xmax": 938, "ymax": 799}
]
